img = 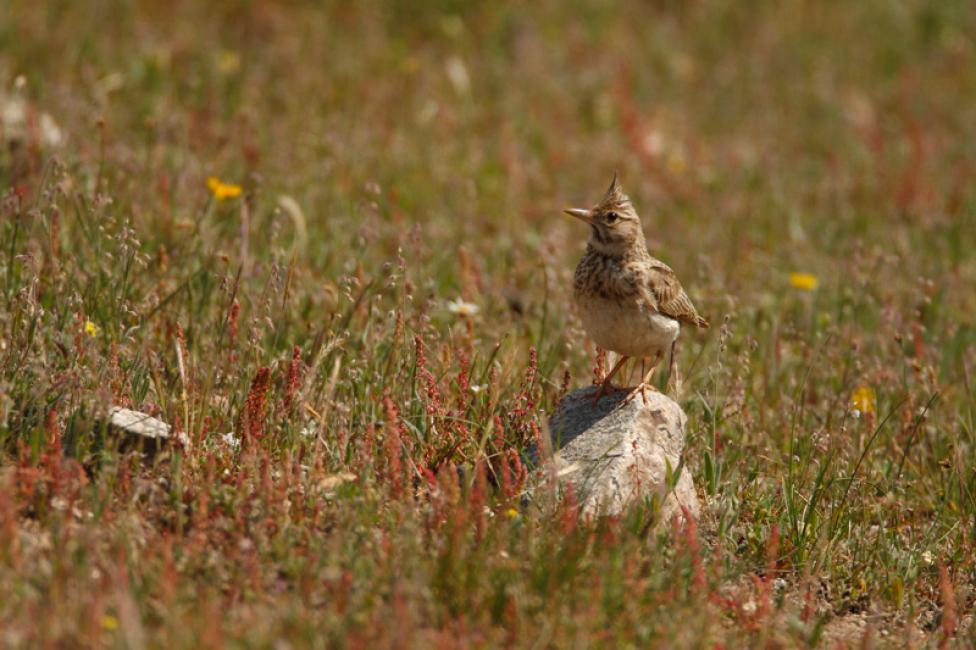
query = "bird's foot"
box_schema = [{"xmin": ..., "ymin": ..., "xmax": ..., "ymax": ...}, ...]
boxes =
[{"xmin": 623, "ymin": 382, "xmax": 659, "ymax": 406}]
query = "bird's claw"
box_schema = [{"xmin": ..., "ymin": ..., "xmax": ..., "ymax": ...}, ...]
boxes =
[{"xmin": 623, "ymin": 382, "xmax": 658, "ymax": 406}]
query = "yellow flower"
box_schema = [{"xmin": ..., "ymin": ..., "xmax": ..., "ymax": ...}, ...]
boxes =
[
  {"xmin": 216, "ymin": 50, "xmax": 241, "ymax": 75},
  {"xmin": 666, "ymin": 150, "xmax": 687, "ymax": 175},
  {"xmin": 85, "ymin": 320, "xmax": 100, "ymax": 337},
  {"xmin": 505, "ymin": 508, "xmax": 519, "ymax": 519},
  {"xmin": 850, "ymin": 385, "xmax": 876, "ymax": 416},
  {"xmin": 100, "ymin": 614, "xmax": 119, "ymax": 631},
  {"xmin": 207, "ymin": 176, "xmax": 242, "ymax": 201},
  {"xmin": 789, "ymin": 272, "xmax": 819, "ymax": 291}
]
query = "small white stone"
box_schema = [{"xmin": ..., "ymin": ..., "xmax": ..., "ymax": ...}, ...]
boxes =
[{"xmin": 108, "ymin": 407, "xmax": 170, "ymax": 440}]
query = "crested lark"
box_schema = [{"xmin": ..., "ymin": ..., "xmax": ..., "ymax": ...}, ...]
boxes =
[{"xmin": 564, "ymin": 174, "xmax": 708, "ymax": 404}]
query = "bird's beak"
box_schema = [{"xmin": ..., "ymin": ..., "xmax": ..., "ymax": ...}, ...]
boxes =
[{"xmin": 563, "ymin": 208, "xmax": 593, "ymax": 224}]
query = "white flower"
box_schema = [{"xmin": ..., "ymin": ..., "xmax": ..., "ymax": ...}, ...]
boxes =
[
  {"xmin": 220, "ymin": 432, "xmax": 241, "ymax": 450},
  {"xmin": 447, "ymin": 298, "xmax": 480, "ymax": 317},
  {"xmin": 469, "ymin": 384, "xmax": 486, "ymax": 394},
  {"xmin": 40, "ymin": 113, "xmax": 63, "ymax": 148},
  {"xmin": 445, "ymin": 56, "xmax": 470, "ymax": 95}
]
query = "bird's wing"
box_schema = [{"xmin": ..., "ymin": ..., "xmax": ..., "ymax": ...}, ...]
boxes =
[{"xmin": 646, "ymin": 260, "xmax": 709, "ymax": 329}]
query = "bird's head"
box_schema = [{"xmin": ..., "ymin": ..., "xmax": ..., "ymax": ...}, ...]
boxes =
[{"xmin": 563, "ymin": 173, "xmax": 644, "ymax": 256}]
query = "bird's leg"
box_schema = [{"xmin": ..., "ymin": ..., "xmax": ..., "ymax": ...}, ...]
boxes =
[
  {"xmin": 591, "ymin": 355, "xmax": 630, "ymax": 404},
  {"xmin": 624, "ymin": 352, "xmax": 663, "ymax": 405},
  {"xmin": 602, "ymin": 354, "xmax": 630, "ymax": 387}
]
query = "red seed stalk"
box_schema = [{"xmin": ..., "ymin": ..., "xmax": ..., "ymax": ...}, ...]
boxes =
[
  {"xmin": 415, "ymin": 335, "xmax": 443, "ymax": 417},
  {"xmin": 939, "ymin": 564, "xmax": 957, "ymax": 648},
  {"xmin": 242, "ymin": 367, "xmax": 272, "ymax": 443},
  {"xmin": 505, "ymin": 348, "xmax": 540, "ymax": 447},
  {"xmin": 456, "ymin": 352, "xmax": 470, "ymax": 410},
  {"xmin": 558, "ymin": 368, "xmax": 571, "ymax": 401},
  {"xmin": 560, "ymin": 486, "xmax": 579, "ymax": 535},
  {"xmin": 499, "ymin": 449, "xmax": 526, "ymax": 501},
  {"xmin": 593, "ymin": 347, "xmax": 608, "ymax": 385},
  {"xmin": 681, "ymin": 508, "xmax": 706, "ymax": 595},
  {"xmin": 284, "ymin": 345, "xmax": 303, "ymax": 410},
  {"xmin": 382, "ymin": 393, "xmax": 405, "ymax": 498},
  {"xmin": 470, "ymin": 460, "xmax": 488, "ymax": 542}
]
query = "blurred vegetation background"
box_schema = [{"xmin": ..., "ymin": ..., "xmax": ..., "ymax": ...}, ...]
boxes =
[{"xmin": 1, "ymin": 0, "xmax": 975, "ymax": 646}]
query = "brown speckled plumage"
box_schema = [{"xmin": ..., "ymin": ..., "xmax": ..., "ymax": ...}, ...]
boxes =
[
  {"xmin": 564, "ymin": 174, "xmax": 707, "ymax": 401},
  {"xmin": 574, "ymin": 245, "xmax": 708, "ymax": 328},
  {"xmin": 573, "ymin": 244, "xmax": 643, "ymax": 301}
]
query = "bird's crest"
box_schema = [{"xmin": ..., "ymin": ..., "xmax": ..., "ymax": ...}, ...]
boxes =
[{"xmin": 597, "ymin": 171, "xmax": 632, "ymax": 212}]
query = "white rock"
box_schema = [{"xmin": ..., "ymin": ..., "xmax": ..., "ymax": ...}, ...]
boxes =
[
  {"xmin": 107, "ymin": 407, "xmax": 171, "ymax": 443},
  {"xmin": 108, "ymin": 406, "xmax": 180, "ymax": 451},
  {"xmin": 539, "ymin": 386, "xmax": 699, "ymax": 522}
]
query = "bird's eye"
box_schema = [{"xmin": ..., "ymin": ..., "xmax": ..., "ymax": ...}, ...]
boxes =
[{"xmin": 605, "ymin": 212, "xmax": 619, "ymax": 223}]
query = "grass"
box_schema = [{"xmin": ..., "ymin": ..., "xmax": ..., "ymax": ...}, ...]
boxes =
[{"xmin": 2, "ymin": 0, "xmax": 976, "ymax": 646}]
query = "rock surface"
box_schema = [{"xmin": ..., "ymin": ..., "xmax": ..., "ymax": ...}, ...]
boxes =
[
  {"xmin": 108, "ymin": 407, "xmax": 171, "ymax": 439},
  {"xmin": 540, "ymin": 386, "xmax": 699, "ymax": 521},
  {"xmin": 107, "ymin": 407, "xmax": 173, "ymax": 454}
]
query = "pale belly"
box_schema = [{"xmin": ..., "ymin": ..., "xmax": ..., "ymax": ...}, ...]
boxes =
[{"xmin": 576, "ymin": 294, "xmax": 680, "ymax": 358}]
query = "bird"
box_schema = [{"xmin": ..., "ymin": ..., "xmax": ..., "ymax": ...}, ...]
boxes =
[{"xmin": 563, "ymin": 173, "xmax": 708, "ymax": 404}]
